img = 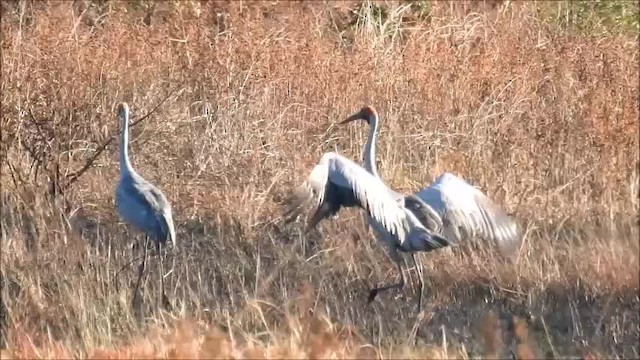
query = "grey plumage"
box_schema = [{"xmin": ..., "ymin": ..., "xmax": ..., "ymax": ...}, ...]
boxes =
[{"xmin": 116, "ymin": 171, "xmax": 176, "ymax": 249}]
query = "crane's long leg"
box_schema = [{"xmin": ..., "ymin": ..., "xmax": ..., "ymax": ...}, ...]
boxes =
[
  {"xmin": 368, "ymin": 245, "xmax": 405, "ymax": 303},
  {"xmin": 157, "ymin": 242, "xmax": 171, "ymax": 310},
  {"xmin": 132, "ymin": 236, "xmax": 149, "ymax": 308},
  {"xmin": 411, "ymin": 253, "xmax": 425, "ymax": 314}
]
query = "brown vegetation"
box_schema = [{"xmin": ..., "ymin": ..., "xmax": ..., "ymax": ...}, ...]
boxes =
[{"xmin": 1, "ymin": 0, "xmax": 638, "ymax": 358}]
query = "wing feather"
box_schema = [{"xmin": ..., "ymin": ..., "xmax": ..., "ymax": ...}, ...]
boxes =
[
  {"xmin": 415, "ymin": 172, "xmax": 521, "ymax": 257},
  {"xmin": 325, "ymin": 153, "xmax": 406, "ymax": 238},
  {"xmin": 285, "ymin": 152, "xmax": 407, "ymax": 238}
]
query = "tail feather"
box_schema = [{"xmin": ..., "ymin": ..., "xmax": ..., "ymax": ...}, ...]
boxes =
[{"xmin": 405, "ymin": 228, "xmax": 452, "ymax": 252}]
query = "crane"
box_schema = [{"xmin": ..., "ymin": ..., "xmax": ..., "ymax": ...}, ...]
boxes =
[
  {"xmin": 115, "ymin": 102, "xmax": 176, "ymax": 309},
  {"xmin": 339, "ymin": 106, "xmax": 522, "ymax": 302},
  {"xmin": 286, "ymin": 106, "xmax": 522, "ymax": 312}
]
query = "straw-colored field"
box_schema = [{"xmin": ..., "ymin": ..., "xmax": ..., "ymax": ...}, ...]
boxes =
[{"xmin": 1, "ymin": 1, "xmax": 638, "ymax": 358}]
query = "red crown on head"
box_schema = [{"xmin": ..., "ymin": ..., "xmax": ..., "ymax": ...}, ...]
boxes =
[{"xmin": 361, "ymin": 106, "xmax": 377, "ymax": 118}]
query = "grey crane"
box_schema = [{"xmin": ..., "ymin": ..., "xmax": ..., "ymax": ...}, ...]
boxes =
[
  {"xmin": 339, "ymin": 106, "xmax": 522, "ymax": 303},
  {"xmin": 115, "ymin": 102, "xmax": 176, "ymax": 307},
  {"xmin": 285, "ymin": 107, "xmax": 522, "ymax": 312}
]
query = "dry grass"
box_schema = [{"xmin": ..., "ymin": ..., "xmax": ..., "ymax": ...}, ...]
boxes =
[{"xmin": 1, "ymin": 0, "xmax": 638, "ymax": 358}]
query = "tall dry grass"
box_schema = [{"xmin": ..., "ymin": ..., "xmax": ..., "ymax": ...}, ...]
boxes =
[{"xmin": 1, "ymin": 0, "xmax": 638, "ymax": 358}]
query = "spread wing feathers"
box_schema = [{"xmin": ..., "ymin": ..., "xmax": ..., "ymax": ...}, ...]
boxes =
[
  {"xmin": 285, "ymin": 152, "xmax": 407, "ymax": 238},
  {"xmin": 415, "ymin": 173, "xmax": 521, "ymax": 257}
]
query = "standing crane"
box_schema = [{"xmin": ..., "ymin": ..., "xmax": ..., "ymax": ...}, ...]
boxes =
[
  {"xmin": 115, "ymin": 102, "xmax": 176, "ymax": 309},
  {"xmin": 285, "ymin": 107, "xmax": 522, "ymax": 312}
]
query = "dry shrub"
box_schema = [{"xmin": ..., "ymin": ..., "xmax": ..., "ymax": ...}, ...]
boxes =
[
  {"xmin": 1, "ymin": 0, "xmax": 638, "ymax": 358},
  {"xmin": 7, "ymin": 297, "xmax": 377, "ymax": 359}
]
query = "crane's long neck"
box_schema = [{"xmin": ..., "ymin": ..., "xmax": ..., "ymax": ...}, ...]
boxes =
[
  {"xmin": 119, "ymin": 113, "xmax": 134, "ymax": 176},
  {"xmin": 363, "ymin": 115, "xmax": 380, "ymax": 179}
]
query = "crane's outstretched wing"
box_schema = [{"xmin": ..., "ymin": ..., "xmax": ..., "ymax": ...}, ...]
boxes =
[
  {"xmin": 285, "ymin": 152, "xmax": 407, "ymax": 238},
  {"xmin": 414, "ymin": 172, "xmax": 521, "ymax": 257}
]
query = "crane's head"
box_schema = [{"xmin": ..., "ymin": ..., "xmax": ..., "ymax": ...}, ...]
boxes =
[
  {"xmin": 117, "ymin": 102, "xmax": 130, "ymax": 122},
  {"xmin": 340, "ymin": 106, "xmax": 378, "ymax": 125}
]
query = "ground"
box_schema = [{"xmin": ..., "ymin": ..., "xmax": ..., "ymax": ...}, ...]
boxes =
[{"xmin": 1, "ymin": 1, "xmax": 638, "ymax": 359}]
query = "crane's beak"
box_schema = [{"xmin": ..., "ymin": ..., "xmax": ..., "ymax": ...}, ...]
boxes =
[{"xmin": 339, "ymin": 111, "xmax": 365, "ymax": 125}]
